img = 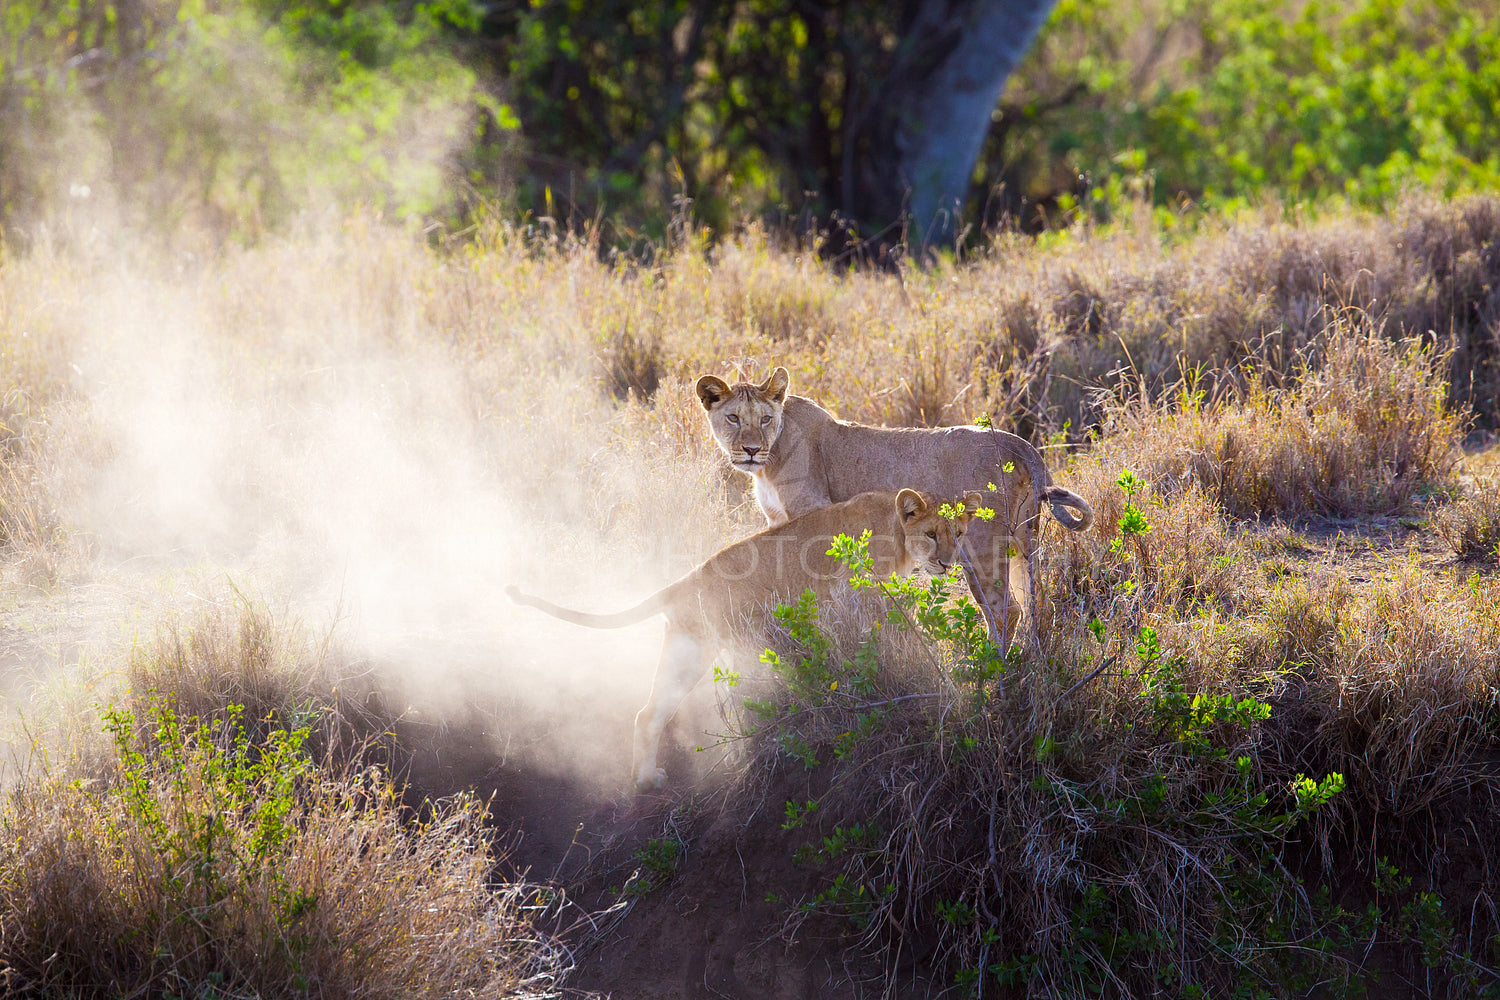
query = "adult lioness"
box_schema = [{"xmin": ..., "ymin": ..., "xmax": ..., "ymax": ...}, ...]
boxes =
[
  {"xmin": 509, "ymin": 488, "xmax": 979, "ymax": 791},
  {"xmin": 695, "ymin": 367, "xmax": 1093, "ymax": 642}
]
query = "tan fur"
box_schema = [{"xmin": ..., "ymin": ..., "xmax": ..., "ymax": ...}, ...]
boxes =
[
  {"xmin": 696, "ymin": 367, "xmax": 1094, "ymax": 643},
  {"xmin": 508, "ymin": 489, "xmax": 978, "ymax": 791}
]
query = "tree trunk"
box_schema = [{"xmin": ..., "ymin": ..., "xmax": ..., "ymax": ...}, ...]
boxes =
[{"xmin": 847, "ymin": 0, "xmax": 1057, "ymax": 252}]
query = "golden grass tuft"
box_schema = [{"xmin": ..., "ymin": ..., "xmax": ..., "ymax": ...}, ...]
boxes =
[
  {"xmin": 1, "ymin": 596, "xmax": 565, "ymax": 999},
  {"xmin": 1312, "ymin": 566, "xmax": 1500, "ymax": 817},
  {"xmin": 0, "ymin": 731, "xmax": 556, "ymax": 999},
  {"xmin": 1098, "ymin": 321, "xmax": 1461, "ymax": 517},
  {"xmin": 127, "ymin": 590, "xmax": 336, "ymax": 725},
  {"xmin": 1435, "ymin": 475, "xmax": 1500, "ymax": 561}
]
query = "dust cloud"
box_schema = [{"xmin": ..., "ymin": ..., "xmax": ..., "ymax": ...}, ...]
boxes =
[
  {"xmin": 0, "ymin": 230, "xmax": 749, "ymax": 796},
  {"xmin": 0, "ymin": 10, "xmax": 762, "ymax": 794}
]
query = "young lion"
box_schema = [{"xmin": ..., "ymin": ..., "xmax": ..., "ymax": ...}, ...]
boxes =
[
  {"xmin": 508, "ymin": 488, "xmax": 979, "ymax": 791},
  {"xmin": 695, "ymin": 367, "xmax": 1093, "ymax": 644}
]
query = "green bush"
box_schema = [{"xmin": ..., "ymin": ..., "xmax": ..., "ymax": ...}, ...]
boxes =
[
  {"xmin": 0, "ymin": 0, "xmax": 501, "ymax": 241},
  {"xmin": 735, "ymin": 531, "xmax": 1348, "ymax": 996},
  {"xmin": 0, "ymin": 698, "xmax": 556, "ymax": 998},
  {"xmin": 997, "ymin": 0, "xmax": 1500, "ymax": 219}
]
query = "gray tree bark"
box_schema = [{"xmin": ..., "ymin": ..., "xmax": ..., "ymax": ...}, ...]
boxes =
[{"xmin": 848, "ymin": 0, "xmax": 1057, "ymax": 251}]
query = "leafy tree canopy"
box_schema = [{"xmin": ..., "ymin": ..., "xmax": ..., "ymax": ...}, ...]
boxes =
[{"xmin": 1, "ymin": 0, "xmax": 1497, "ymax": 244}]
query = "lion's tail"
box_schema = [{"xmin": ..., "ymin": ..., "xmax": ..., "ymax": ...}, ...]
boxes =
[
  {"xmin": 1044, "ymin": 486, "xmax": 1094, "ymax": 532},
  {"xmin": 505, "ymin": 583, "xmax": 670, "ymax": 629}
]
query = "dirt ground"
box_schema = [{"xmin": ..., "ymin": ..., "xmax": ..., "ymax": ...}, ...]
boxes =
[{"xmin": 393, "ymin": 675, "xmax": 920, "ymax": 1000}]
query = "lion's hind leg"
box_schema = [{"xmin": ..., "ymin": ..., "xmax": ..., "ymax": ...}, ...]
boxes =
[
  {"xmin": 633, "ymin": 626, "xmax": 715, "ymax": 792},
  {"xmin": 958, "ymin": 519, "xmax": 1028, "ymax": 650}
]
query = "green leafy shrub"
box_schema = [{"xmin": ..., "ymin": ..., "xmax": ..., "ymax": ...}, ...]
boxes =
[
  {"xmin": 0, "ymin": 698, "xmax": 557, "ymax": 998},
  {"xmin": 734, "ymin": 531, "xmax": 1347, "ymax": 996}
]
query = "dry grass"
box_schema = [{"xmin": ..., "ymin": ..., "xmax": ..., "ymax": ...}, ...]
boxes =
[
  {"xmin": 425, "ymin": 193, "xmax": 1500, "ymax": 438},
  {"xmin": 128, "ymin": 590, "xmax": 339, "ymax": 724},
  {"xmin": 1436, "ymin": 475, "xmax": 1500, "ymax": 561},
  {"xmin": 1095, "ymin": 320, "xmax": 1462, "ymax": 517},
  {"xmin": 0, "ymin": 593, "xmax": 565, "ymax": 999},
  {"xmin": 1040, "ymin": 465, "xmax": 1252, "ymax": 621},
  {"xmin": 1, "ymin": 732, "xmax": 557, "ymax": 999},
  {"xmin": 1310, "ymin": 566, "xmax": 1500, "ymax": 819}
]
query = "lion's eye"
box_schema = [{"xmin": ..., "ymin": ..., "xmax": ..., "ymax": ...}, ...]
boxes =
[
  {"xmin": 726, "ymin": 414, "xmax": 739, "ymax": 425},
  {"xmin": 926, "ymin": 530, "xmax": 938, "ymax": 541},
  {"xmin": 760, "ymin": 415, "xmax": 772, "ymax": 425}
]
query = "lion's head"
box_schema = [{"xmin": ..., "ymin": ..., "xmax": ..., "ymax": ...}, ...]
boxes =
[
  {"xmin": 695, "ymin": 367, "xmax": 789, "ymax": 472},
  {"xmin": 897, "ymin": 488, "xmax": 983, "ymax": 576}
]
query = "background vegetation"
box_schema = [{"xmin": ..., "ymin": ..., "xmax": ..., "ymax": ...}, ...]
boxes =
[
  {"xmin": 2, "ymin": 0, "xmax": 1500, "ymax": 996},
  {"xmin": 4, "ymin": 0, "xmax": 1498, "ymax": 241}
]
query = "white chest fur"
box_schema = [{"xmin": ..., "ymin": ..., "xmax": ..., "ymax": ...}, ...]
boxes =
[{"xmin": 752, "ymin": 473, "xmax": 789, "ymax": 525}]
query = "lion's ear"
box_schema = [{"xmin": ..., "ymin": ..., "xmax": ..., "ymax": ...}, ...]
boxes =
[
  {"xmin": 696, "ymin": 375, "xmax": 733, "ymax": 410},
  {"xmin": 962, "ymin": 491, "xmax": 984, "ymax": 516},
  {"xmin": 760, "ymin": 366, "xmax": 790, "ymax": 404},
  {"xmin": 897, "ymin": 488, "xmax": 926, "ymax": 522}
]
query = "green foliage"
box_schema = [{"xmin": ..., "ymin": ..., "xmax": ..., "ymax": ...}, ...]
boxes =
[
  {"xmin": 628, "ymin": 836, "xmax": 684, "ymax": 895},
  {"xmin": 832, "ymin": 532, "xmax": 1019, "ymax": 691},
  {"xmin": 747, "ymin": 529, "xmax": 1361, "ymax": 995},
  {"xmin": 1000, "ymin": 0, "xmax": 1500, "ymax": 221},
  {"xmin": 1115, "ymin": 468, "xmax": 1147, "ymax": 497},
  {"xmin": 0, "ymin": 0, "xmax": 494, "ymax": 238},
  {"xmin": 757, "ymin": 587, "xmax": 880, "ymax": 717},
  {"xmin": 795, "ymin": 872, "xmax": 895, "ymax": 932},
  {"xmin": 1135, "ymin": 624, "xmax": 1271, "ymax": 753},
  {"xmin": 1110, "ymin": 469, "xmax": 1157, "ymax": 569},
  {"xmin": 1116, "ymin": 503, "xmax": 1151, "ymax": 538},
  {"xmin": 792, "ymin": 821, "xmax": 879, "ymax": 867},
  {"xmin": 487, "ymin": 0, "xmax": 972, "ymax": 234},
  {"xmin": 781, "ymin": 798, "xmax": 818, "ymax": 831},
  {"xmin": 7, "ymin": 0, "xmax": 1498, "ymax": 239},
  {"xmin": 98, "ymin": 698, "xmax": 317, "ymax": 922}
]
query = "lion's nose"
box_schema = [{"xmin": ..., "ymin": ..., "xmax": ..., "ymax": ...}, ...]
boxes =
[{"xmin": 742, "ymin": 445, "xmax": 760, "ymax": 457}]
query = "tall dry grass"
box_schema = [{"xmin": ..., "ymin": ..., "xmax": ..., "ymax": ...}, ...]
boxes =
[
  {"xmin": 0, "ymin": 596, "xmax": 566, "ymax": 999},
  {"xmin": 1094, "ymin": 320, "xmax": 1462, "ymax": 518},
  {"xmin": 1436, "ymin": 474, "xmax": 1500, "ymax": 561},
  {"xmin": 427, "ymin": 193, "xmax": 1500, "ymax": 437},
  {"xmin": 1, "ymin": 734, "xmax": 557, "ymax": 999},
  {"xmin": 1302, "ymin": 566, "xmax": 1500, "ymax": 820}
]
